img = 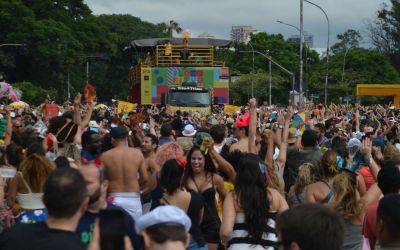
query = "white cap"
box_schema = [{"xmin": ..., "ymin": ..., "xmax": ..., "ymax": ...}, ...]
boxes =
[
  {"xmin": 88, "ymin": 120, "xmax": 99, "ymax": 128},
  {"xmin": 135, "ymin": 205, "xmax": 191, "ymax": 234}
]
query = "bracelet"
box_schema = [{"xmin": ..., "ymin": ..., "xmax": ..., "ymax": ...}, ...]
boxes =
[{"xmin": 277, "ymin": 124, "xmax": 284, "ymax": 129}]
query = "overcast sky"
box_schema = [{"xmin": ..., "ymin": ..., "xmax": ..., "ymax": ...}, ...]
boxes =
[{"xmin": 85, "ymin": 0, "xmax": 390, "ymax": 48}]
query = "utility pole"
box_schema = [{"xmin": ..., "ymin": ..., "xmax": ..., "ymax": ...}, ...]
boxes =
[{"xmin": 299, "ymin": 0, "xmax": 304, "ymax": 103}]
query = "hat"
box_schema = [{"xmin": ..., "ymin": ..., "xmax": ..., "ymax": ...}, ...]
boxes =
[
  {"xmin": 207, "ymin": 117, "xmax": 218, "ymax": 126},
  {"xmin": 194, "ymin": 132, "xmax": 211, "ymax": 147},
  {"xmin": 110, "ymin": 127, "xmax": 127, "ymax": 139},
  {"xmin": 235, "ymin": 112, "xmax": 250, "ymax": 128},
  {"xmin": 226, "ymin": 117, "xmax": 234, "ymax": 124},
  {"xmin": 88, "ymin": 120, "xmax": 99, "ymax": 128},
  {"xmin": 182, "ymin": 124, "xmax": 197, "ymax": 137},
  {"xmin": 135, "ymin": 205, "xmax": 191, "ymax": 234},
  {"xmin": 288, "ymin": 127, "xmax": 297, "ymax": 144},
  {"xmin": 56, "ymin": 121, "xmax": 78, "ymax": 144},
  {"xmin": 347, "ymin": 138, "xmax": 361, "ymax": 157},
  {"xmin": 177, "ymin": 137, "xmax": 194, "ymax": 153}
]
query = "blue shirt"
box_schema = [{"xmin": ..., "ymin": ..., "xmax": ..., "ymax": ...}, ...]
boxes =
[{"xmin": 76, "ymin": 203, "xmax": 141, "ymax": 249}]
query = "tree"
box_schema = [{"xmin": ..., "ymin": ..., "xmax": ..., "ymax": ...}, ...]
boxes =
[
  {"xmin": 368, "ymin": 1, "xmax": 400, "ymax": 71},
  {"xmin": 331, "ymin": 29, "xmax": 362, "ymax": 54},
  {"xmin": 159, "ymin": 20, "xmax": 183, "ymax": 38},
  {"xmin": 13, "ymin": 81, "xmax": 57, "ymax": 105}
]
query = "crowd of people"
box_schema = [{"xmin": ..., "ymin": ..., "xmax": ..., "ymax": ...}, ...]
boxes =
[{"xmin": 0, "ymin": 94, "xmax": 399, "ymax": 250}]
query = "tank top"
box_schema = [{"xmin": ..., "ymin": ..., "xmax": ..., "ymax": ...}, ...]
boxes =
[
  {"xmin": 16, "ymin": 172, "xmax": 45, "ymax": 210},
  {"xmin": 320, "ymin": 180, "xmax": 334, "ymax": 204},
  {"xmin": 228, "ymin": 212, "xmax": 278, "ymax": 250}
]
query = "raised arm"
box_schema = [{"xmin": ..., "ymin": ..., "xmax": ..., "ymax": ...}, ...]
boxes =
[
  {"xmin": 276, "ymin": 108, "xmax": 292, "ymax": 167},
  {"xmin": 4, "ymin": 107, "xmax": 12, "ymax": 147},
  {"xmin": 73, "ymin": 93, "xmax": 82, "ymax": 126},
  {"xmin": 204, "ymin": 138, "xmax": 237, "ymax": 184},
  {"xmin": 248, "ymin": 98, "xmax": 257, "ymax": 154}
]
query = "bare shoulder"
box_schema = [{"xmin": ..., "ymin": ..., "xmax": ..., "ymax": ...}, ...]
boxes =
[{"xmin": 267, "ymin": 187, "xmax": 288, "ymax": 211}]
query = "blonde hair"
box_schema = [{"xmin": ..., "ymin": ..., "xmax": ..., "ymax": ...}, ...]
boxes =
[
  {"xmin": 384, "ymin": 143, "xmax": 398, "ymax": 160},
  {"xmin": 320, "ymin": 150, "xmax": 338, "ymax": 177},
  {"xmin": 293, "ymin": 163, "xmax": 315, "ymax": 194},
  {"xmin": 331, "ymin": 172, "xmax": 362, "ymax": 219},
  {"xmin": 21, "ymin": 153, "xmax": 55, "ymax": 192},
  {"xmin": 267, "ymin": 162, "xmax": 284, "ymax": 195}
]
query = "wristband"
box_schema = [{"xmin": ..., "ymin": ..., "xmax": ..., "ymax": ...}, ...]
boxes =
[{"xmin": 277, "ymin": 124, "xmax": 284, "ymax": 129}]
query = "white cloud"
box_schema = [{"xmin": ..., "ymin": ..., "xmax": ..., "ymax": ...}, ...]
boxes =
[{"xmin": 85, "ymin": 0, "xmax": 390, "ymax": 47}]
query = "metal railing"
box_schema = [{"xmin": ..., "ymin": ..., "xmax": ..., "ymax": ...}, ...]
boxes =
[{"xmin": 154, "ymin": 45, "xmax": 224, "ymax": 67}]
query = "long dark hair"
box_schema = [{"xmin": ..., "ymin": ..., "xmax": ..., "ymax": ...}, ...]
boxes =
[
  {"xmin": 183, "ymin": 146, "xmax": 216, "ymax": 186},
  {"xmin": 235, "ymin": 153, "xmax": 272, "ymax": 244},
  {"xmin": 160, "ymin": 159, "xmax": 184, "ymax": 195}
]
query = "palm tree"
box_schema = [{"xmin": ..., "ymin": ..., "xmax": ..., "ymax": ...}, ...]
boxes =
[{"xmin": 161, "ymin": 20, "xmax": 183, "ymax": 38}]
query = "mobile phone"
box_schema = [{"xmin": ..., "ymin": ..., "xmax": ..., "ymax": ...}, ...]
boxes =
[
  {"xmin": 10, "ymin": 112, "xmax": 15, "ymax": 118},
  {"xmin": 100, "ymin": 209, "xmax": 125, "ymax": 250}
]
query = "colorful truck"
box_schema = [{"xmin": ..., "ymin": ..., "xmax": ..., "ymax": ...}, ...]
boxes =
[{"xmin": 129, "ymin": 38, "xmax": 232, "ymax": 113}]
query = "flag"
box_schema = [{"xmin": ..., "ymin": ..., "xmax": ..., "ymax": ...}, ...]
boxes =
[
  {"xmin": 83, "ymin": 83, "xmax": 96, "ymax": 103},
  {"xmin": 117, "ymin": 101, "xmax": 137, "ymax": 114}
]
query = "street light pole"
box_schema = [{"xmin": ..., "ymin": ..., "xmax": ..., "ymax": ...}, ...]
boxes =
[
  {"xmin": 276, "ymin": 20, "xmax": 307, "ymax": 101},
  {"xmin": 247, "ymin": 41, "xmax": 255, "ymax": 97},
  {"xmin": 269, "ymin": 59, "xmax": 272, "ymax": 106},
  {"xmin": 299, "ymin": 0, "xmax": 304, "ymax": 103},
  {"xmin": 304, "ymin": 0, "xmax": 330, "ymax": 104}
]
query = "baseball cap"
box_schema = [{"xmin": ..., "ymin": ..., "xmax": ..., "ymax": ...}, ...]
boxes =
[
  {"xmin": 135, "ymin": 205, "xmax": 191, "ymax": 234},
  {"xmin": 207, "ymin": 117, "xmax": 219, "ymax": 126},
  {"xmin": 110, "ymin": 127, "xmax": 127, "ymax": 139},
  {"xmin": 88, "ymin": 120, "xmax": 99, "ymax": 128},
  {"xmin": 194, "ymin": 132, "xmax": 211, "ymax": 147}
]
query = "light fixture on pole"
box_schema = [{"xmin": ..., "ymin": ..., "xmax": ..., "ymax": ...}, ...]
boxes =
[
  {"xmin": 0, "ymin": 43, "xmax": 27, "ymax": 48},
  {"xmin": 239, "ymin": 50, "xmax": 295, "ymax": 105},
  {"xmin": 276, "ymin": 20, "xmax": 304, "ymax": 102},
  {"xmin": 304, "ymin": 0, "xmax": 330, "ymax": 104}
]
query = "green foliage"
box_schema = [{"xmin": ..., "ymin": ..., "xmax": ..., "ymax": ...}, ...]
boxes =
[
  {"xmin": 230, "ymin": 73, "xmax": 290, "ymax": 105},
  {"xmin": 369, "ymin": 0, "xmax": 400, "ymax": 71},
  {"xmin": 331, "ymin": 29, "xmax": 362, "ymax": 54},
  {"xmin": 13, "ymin": 81, "xmax": 56, "ymax": 105}
]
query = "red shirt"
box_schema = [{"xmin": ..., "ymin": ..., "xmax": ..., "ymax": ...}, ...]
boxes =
[
  {"xmin": 363, "ymin": 201, "xmax": 379, "ymax": 246},
  {"xmin": 358, "ymin": 166, "xmax": 376, "ymax": 190}
]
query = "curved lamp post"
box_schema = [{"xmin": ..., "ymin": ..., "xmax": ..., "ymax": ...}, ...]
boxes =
[{"xmin": 304, "ymin": 0, "xmax": 330, "ymax": 104}]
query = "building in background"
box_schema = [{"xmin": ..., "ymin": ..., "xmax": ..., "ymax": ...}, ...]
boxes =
[
  {"xmin": 289, "ymin": 32, "xmax": 314, "ymax": 48},
  {"xmin": 197, "ymin": 32, "xmax": 216, "ymax": 38},
  {"xmin": 230, "ymin": 25, "xmax": 255, "ymax": 44}
]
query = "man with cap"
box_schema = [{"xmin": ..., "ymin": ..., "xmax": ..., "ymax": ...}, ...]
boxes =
[
  {"xmin": 101, "ymin": 127, "xmax": 148, "ymax": 221},
  {"xmin": 229, "ymin": 112, "xmax": 250, "ymax": 153},
  {"xmin": 135, "ymin": 205, "xmax": 191, "ymax": 250}
]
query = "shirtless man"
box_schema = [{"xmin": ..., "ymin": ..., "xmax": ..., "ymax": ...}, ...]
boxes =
[
  {"xmin": 229, "ymin": 112, "xmax": 250, "ymax": 153},
  {"xmin": 101, "ymin": 127, "xmax": 148, "ymax": 221},
  {"xmin": 141, "ymin": 134, "xmax": 159, "ymax": 176}
]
